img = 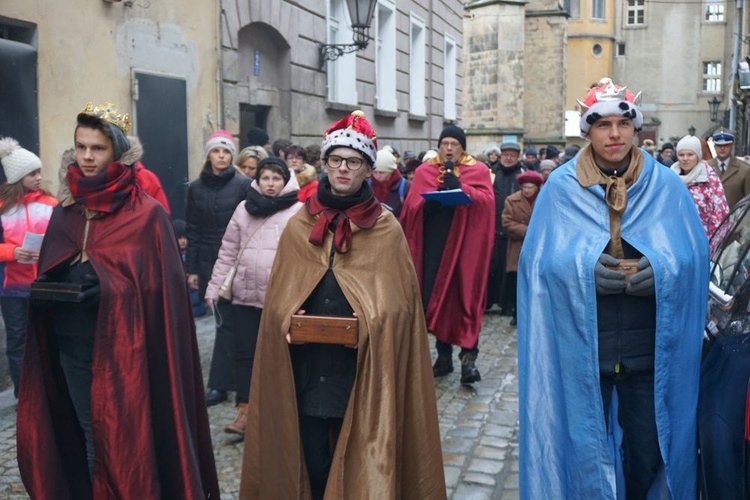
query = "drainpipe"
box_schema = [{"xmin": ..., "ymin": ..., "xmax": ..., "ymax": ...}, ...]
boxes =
[
  {"xmin": 729, "ymin": 0, "xmax": 742, "ymax": 130},
  {"xmin": 217, "ymin": 2, "xmax": 225, "ymax": 129}
]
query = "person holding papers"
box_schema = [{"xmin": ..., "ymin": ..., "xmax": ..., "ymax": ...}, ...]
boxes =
[
  {"xmin": 0, "ymin": 137, "xmax": 56, "ymax": 398},
  {"xmin": 401, "ymin": 125, "xmax": 495, "ymax": 385}
]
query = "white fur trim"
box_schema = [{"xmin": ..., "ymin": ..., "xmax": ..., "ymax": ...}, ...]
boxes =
[{"xmin": 579, "ymin": 100, "xmax": 643, "ymax": 137}]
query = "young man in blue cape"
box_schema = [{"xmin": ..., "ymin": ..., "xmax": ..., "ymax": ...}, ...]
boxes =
[{"xmin": 518, "ymin": 78, "xmax": 709, "ymax": 499}]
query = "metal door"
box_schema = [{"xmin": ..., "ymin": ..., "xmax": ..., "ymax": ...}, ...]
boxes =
[{"xmin": 133, "ymin": 71, "xmax": 189, "ymax": 220}]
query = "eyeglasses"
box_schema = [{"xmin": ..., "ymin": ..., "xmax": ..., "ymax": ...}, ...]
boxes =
[
  {"xmin": 325, "ymin": 155, "xmax": 365, "ymax": 171},
  {"xmin": 286, "ymin": 155, "xmax": 304, "ymax": 161},
  {"xmin": 440, "ymin": 140, "xmax": 462, "ymax": 148}
]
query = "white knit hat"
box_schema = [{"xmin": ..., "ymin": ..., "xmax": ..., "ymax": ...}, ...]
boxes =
[
  {"xmin": 0, "ymin": 137, "xmax": 42, "ymax": 184},
  {"xmin": 675, "ymin": 135, "xmax": 702, "ymax": 159},
  {"xmin": 374, "ymin": 148, "xmax": 397, "ymax": 173}
]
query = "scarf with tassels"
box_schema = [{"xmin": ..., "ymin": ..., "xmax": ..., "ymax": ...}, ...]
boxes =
[
  {"xmin": 575, "ymin": 144, "xmax": 644, "ymax": 258},
  {"xmin": 66, "ymin": 162, "xmax": 138, "ymax": 213},
  {"xmin": 306, "ymin": 177, "xmax": 381, "ymax": 254}
]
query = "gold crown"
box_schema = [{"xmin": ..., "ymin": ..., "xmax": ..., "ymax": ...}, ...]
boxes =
[{"xmin": 80, "ymin": 102, "xmax": 131, "ymax": 134}]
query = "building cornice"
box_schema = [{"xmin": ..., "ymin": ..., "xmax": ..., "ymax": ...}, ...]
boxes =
[
  {"xmin": 466, "ymin": 0, "xmax": 528, "ymax": 11},
  {"xmin": 568, "ymin": 33, "xmax": 616, "ymax": 40},
  {"xmin": 465, "ymin": 127, "xmax": 526, "ymax": 136},
  {"xmin": 526, "ymin": 9, "xmax": 570, "ymax": 18}
]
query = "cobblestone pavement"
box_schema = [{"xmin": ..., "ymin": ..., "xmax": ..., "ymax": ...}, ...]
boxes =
[{"xmin": 0, "ymin": 312, "xmax": 519, "ymax": 499}]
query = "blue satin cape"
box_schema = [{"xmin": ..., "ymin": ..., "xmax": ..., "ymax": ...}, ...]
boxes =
[{"xmin": 518, "ymin": 150, "xmax": 708, "ymax": 499}]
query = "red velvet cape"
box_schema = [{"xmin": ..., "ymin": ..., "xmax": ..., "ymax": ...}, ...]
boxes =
[
  {"xmin": 400, "ymin": 157, "xmax": 495, "ymax": 348},
  {"xmin": 17, "ymin": 194, "xmax": 219, "ymax": 499}
]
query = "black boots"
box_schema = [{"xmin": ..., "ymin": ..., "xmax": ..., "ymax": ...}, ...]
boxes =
[
  {"xmin": 205, "ymin": 388, "xmax": 228, "ymax": 406},
  {"xmin": 432, "ymin": 355, "xmax": 454, "ymax": 377},
  {"xmin": 459, "ymin": 351, "xmax": 481, "ymax": 385}
]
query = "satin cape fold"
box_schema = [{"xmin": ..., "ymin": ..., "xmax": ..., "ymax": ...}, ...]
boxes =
[
  {"xmin": 240, "ymin": 206, "xmax": 446, "ymax": 499},
  {"xmin": 400, "ymin": 159, "xmax": 494, "ymax": 348},
  {"xmin": 17, "ymin": 195, "xmax": 219, "ymax": 499},
  {"xmin": 518, "ymin": 149, "xmax": 708, "ymax": 499}
]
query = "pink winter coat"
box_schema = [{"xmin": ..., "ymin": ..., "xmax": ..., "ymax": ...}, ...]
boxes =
[
  {"xmin": 205, "ymin": 176, "xmax": 303, "ymax": 308},
  {"xmin": 671, "ymin": 160, "xmax": 729, "ymax": 240}
]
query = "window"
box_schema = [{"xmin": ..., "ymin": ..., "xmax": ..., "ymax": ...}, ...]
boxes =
[
  {"xmin": 626, "ymin": 0, "xmax": 645, "ymax": 25},
  {"xmin": 444, "ymin": 35, "xmax": 457, "ymax": 121},
  {"xmin": 376, "ymin": 1, "xmax": 397, "ymax": 112},
  {"xmin": 409, "ymin": 14, "xmax": 426, "ymax": 116},
  {"xmin": 616, "ymin": 42, "xmax": 626, "ymax": 56},
  {"xmin": 592, "ymin": 0, "xmax": 605, "ymax": 19},
  {"xmin": 703, "ymin": 61, "xmax": 722, "ymax": 93},
  {"xmin": 564, "ymin": 0, "xmax": 580, "ymax": 18},
  {"xmin": 705, "ymin": 0, "xmax": 724, "ymax": 22},
  {"xmin": 592, "ymin": 43, "xmax": 603, "ymax": 57},
  {"xmin": 326, "ymin": 0, "xmax": 357, "ymax": 105}
]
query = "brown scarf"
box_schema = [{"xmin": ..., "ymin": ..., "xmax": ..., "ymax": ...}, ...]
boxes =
[{"xmin": 575, "ymin": 145, "xmax": 644, "ymax": 258}]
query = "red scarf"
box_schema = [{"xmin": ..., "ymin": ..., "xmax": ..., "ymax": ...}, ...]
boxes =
[
  {"xmin": 371, "ymin": 169, "xmax": 402, "ymax": 203},
  {"xmin": 66, "ymin": 162, "xmax": 138, "ymax": 213},
  {"xmin": 306, "ymin": 190, "xmax": 381, "ymax": 254}
]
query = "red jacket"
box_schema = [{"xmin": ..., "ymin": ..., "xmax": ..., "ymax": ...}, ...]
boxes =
[{"xmin": 135, "ymin": 161, "xmax": 171, "ymax": 214}]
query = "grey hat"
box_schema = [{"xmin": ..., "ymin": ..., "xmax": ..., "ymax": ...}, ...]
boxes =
[{"xmin": 500, "ymin": 142, "xmax": 521, "ymax": 152}]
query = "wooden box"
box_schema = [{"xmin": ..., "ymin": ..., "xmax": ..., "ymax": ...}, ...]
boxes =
[
  {"xmin": 29, "ymin": 282, "xmax": 93, "ymax": 303},
  {"xmin": 289, "ymin": 314, "xmax": 358, "ymax": 346}
]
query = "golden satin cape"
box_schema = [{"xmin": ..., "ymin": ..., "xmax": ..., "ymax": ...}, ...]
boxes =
[{"xmin": 240, "ymin": 206, "xmax": 446, "ymax": 499}]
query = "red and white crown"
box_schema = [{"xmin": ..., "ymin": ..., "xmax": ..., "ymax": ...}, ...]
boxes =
[
  {"xmin": 578, "ymin": 78, "xmax": 643, "ymax": 137},
  {"xmin": 321, "ymin": 110, "xmax": 378, "ymax": 166}
]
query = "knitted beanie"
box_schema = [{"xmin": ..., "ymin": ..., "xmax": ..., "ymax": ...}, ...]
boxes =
[
  {"xmin": 0, "ymin": 137, "xmax": 42, "ymax": 184},
  {"xmin": 374, "ymin": 148, "xmax": 398, "ymax": 173},
  {"xmin": 204, "ymin": 130, "xmax": 236, "ymax": 159},
  {"xmin": 675, "ymin": 135, "xmax": 702, "ymax": 159},
  {"xmin": 438, "ymin": 125, "xmax": 467, "ymax": 150},
  {"xmin": 539, "ymin": 159, "xmax": 557, "ymax": 172},
  {"xmin": 517, "ymin": 170, "xmax": 545, "ymax": 187}
]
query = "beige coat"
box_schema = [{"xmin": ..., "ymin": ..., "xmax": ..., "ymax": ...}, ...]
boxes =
[
  {"xmin": 502, "ymin": 190, "xmax": 534, "ymax": 272},
  {"xmin": 709, "ymin": 156, "xmax": 750, "ymax": 208}
]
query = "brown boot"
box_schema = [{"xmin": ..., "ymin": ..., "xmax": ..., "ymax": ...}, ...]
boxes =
[{"xmin": 224, "ymin": 403, "xmax": 248, "ymax": 435}]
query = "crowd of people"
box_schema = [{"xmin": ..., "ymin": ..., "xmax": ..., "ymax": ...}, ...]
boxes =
[{"xmin": 4, "ymin": 76, "xmax": 750, "ymax": 498}]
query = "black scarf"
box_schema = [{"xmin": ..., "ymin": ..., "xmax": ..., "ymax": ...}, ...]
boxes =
[
  {"xmin": 199, "ymin": 163, "xmax": 236, "ymax": 188},
  {"xmin": 315, "ymin": 176, "xmax": 374, "ymax": 211},
  {"xmin": 244, "ymin": 188, "xmax": 299, "ymax": 217}
]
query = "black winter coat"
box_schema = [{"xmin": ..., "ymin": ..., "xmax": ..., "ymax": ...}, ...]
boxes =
[{"xmin": 185, "ymin": 165, "xmax": 250, "ymax": 296}]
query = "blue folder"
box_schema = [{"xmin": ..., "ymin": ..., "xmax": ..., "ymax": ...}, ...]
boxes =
[{"xmin": 420, "ymin": 188, "xmax": 473, "ymax": 206}]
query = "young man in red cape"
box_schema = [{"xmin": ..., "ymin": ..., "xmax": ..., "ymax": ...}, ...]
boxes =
[
  {"xmin": 400, "ymin": 125, "xmax": 495, "ymax": 384},
  {"xmin": 17, "ymin": 102, "xmax": 219, "ymax": 499}
]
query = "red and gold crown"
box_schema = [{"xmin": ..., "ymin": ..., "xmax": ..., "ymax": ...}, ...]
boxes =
[
  {"xmin": 577, "ymin": 78, "xmax": 643, "ymax": 137},
  {"xmin": 80, "ymin": 102, "xmax": 131, "ymax": 134},
  {"xmin": 321, "ymin": 110, "xmax": 378, "ymax": 165}
]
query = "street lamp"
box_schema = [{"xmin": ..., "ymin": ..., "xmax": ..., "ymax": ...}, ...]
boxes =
[
  {"xmin": 708, "ymin": 96, "xmax": 721, "ymax": 122},
  {"xmin": 319, "ymin": 0, "xmax": 378, "ymax": 69},
  {"xmin": 688, "ymin": 125, "xmax": 696, "ymax": 136}
]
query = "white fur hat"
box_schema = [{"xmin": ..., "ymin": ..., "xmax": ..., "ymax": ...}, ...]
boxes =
[
  {"xmin": 374, "ymin": 148, "xmax": 397, "ymax": 173},
  {"xmin": 0, "ymin": 137, "xmax": 42, "ymax": 184}
]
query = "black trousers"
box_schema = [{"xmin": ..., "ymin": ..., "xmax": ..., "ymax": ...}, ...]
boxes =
[
  {"xmin": 600, "ymin": 370, "xmax": 662, "ymax": 499},
  {"xmin": 207, "ymin": 299, "xmax": 237, "ymax": 392},
  {"xmin": 1, "ymin": 296, "xmax": 28, "ymax": 398},
  {"xmin": 486, "ymin": 235, "xmax": 508, "ymax": 308},
  {"xmin": 299, "ymin": 414, "xmax": 344, "ymax": 500},
  {"xmin": 231, "ymin": 304, "xmax": 262, "ymax": 404},
  {"xmin": 54, "ymin": 303, "xmax": 99, "ymax": 480}
]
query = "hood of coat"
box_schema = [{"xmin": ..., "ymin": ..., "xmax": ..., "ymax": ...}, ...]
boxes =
[
  {"xmin": 251, "ymin": 166, "xmax": 301, "ymax": 196},
  {"xmin": 295, "ymin": 163, "xmax": 318, "ymax": 187}
]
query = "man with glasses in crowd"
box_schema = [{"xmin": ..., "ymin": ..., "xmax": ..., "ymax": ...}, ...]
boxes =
[
  {"xmin": 708, "ymin": 130, "xmax": 750, "ymax": 208},
  {"xmin": 401, "ymin": 125, "xmax": 495, "ymax": 385}
]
